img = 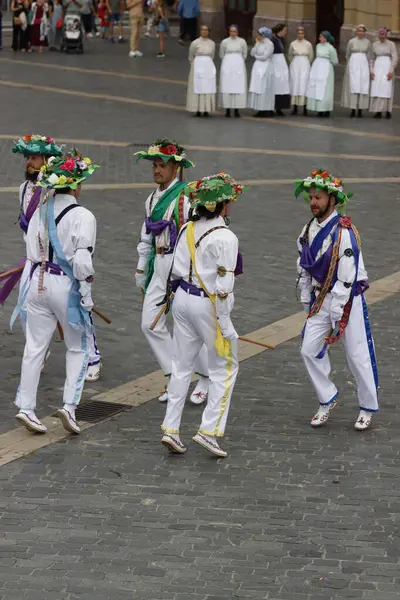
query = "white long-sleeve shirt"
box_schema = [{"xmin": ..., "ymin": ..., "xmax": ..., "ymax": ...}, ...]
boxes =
[
  {"xmin": 136, "ymin": 178, "xmax": 191, "ymax": 273},
  {"xmin": 172, "ymin": 216, "xmax": 239, "ymax": 319},
  {"xmin": 26, "ymin": 193, "xmax": 96, "ymax": 281},
  {"xmin": 297, "ymin": 210, "xmax": 367, "ymax": 316}
]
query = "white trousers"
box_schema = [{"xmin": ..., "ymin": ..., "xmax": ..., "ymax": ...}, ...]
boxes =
[
  {"xmin": 142, "ymin": 254, "xmax": 208, "ymax": 377},
  {"xmin": 301, "ymin": 293, "xmax": 379, "ymax": 412},
  {"xmin": 16, "ymin": 271, "xmax": 89, "ymax": 410},
  {"xmin": 162, "ymin": 287, "xmax": 239, "ymax": 437}
]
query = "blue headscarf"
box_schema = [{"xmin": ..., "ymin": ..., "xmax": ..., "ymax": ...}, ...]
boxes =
[{"xmin": 258, "ymin": 27, "xmax": 272, "ymax": 38}]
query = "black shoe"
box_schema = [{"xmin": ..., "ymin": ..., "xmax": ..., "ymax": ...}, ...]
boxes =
[
  {"xmin": 267, "ymin": 111, "xmax": 275, "ymax": 117},
  {"xmin": 195, "ymin": 111, "xmax": 201, "ymax": 117},
  {"xmin": 303, "ymin": 106, "xmax": 308, "ymax": 116},
  {"xmin": 386, "ymin": 111, "xmax": 391, "ymax": 119},
  {"xmin": 357, "ymin": 109, "xmax": 362, "ymax": 117},
  {"xmin": 291, "ymin": 105, "xmax": 298, "ymax": 115},
  {"xmin": 203, "ymin": 112, "xmax": 209, "ymax": 117},
  {"xmin": 276, "ymin": 109, "xmax": 285, "ymax": 116},
  {"xmin": 225, "ymin": 109, "xmax": 231, "ymax": 118},
  {"xmin": 374, "ymin": 112, "xmax": 382, "ymax": 119},
  {"xmin": 234, "ymin": 109, "xmax": 240, "ymax": 118},
  {"xmin": 317, "ymin": 112, "xmax": 324, "ymax": 117},
  {"xmin": 324, "ymin": 111, "xmax": 331, "ymax": 117},
  {"xmin": 254, "ymin": 111, "xmax": 267, "ymax": 118},
  {"xmin": 350, "ymin": 109, "xmax": 356, "ymax": 118}
]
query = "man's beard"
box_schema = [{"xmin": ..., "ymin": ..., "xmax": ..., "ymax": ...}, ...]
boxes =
[{"xmin": 25, "ymin": 169, "xmax": 38, "ymax": 182}]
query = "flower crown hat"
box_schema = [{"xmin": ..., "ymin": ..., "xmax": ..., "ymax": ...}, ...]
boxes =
[
  {"xmin": 37, "ymin": 149, "xmax": 99, "ymax": 190},
  {"xmin": 294, "ymin": 169, "xmax": 353, "ymax": 213},
  {"xmin": 12, "ymin": 135, "xmax": 63, "ymax": 158},
  {"xmin": 134, "ymin": 138, "xmax": 194, "ymax": 169},
  {"xmin": 186, "ymin": 173, "xmax": 245, "ymax": 213}
]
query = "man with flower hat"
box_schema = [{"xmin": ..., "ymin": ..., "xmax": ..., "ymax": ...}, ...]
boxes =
[
  {"xmin": 6, "ymin": 135, "xmax": 103, "ymax": 383},
  {"xmin": 295, "ymin": 169, "xmax": 378, "ymax": 431},
  {"xmin": 160, "ymin": 173, "xmax": 244, "ymax": 457},
  {"xmin": 135, "ymin": 138, "xmax": 209, "ymax": 404},
  {"xmin": 14, "ymin": 150, "xmax": 99, "ymax": 435}
]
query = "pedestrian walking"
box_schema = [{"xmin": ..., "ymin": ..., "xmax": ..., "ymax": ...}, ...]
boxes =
[
  {"xmin": 295, "ymin": 169, "xmax": 378, "ymax": 431},
  {"xmin": 288, "ymin": 26, "xmax": 313, "ymax": 116},
  {"xmin": 219, "ymin": 24, "xmax": 248, "ymax": 118},
  {"xmin": 186, "ymin": 24, "xmax": 216, "ymax": 117},
  {"xmin": 80, "ymin": 0, "xmax": 96, "ymax": 38},
  {"xmin": 177, "ymin": 0, "xmax": 198, "ymax": 45},
  {"xmin": 30, "ymin": 0, "xmax": 49, "ymax": 52},
  {"xmin": 155, "ymin": 0, "xmax": 167, "ymax": 57},
  {"xmin": 341, "ymin": 25, "xmax": 371, "ymax": 117},
  {"xmin": 248, "ymin": 26, "xmax": 275, "ymax": 118},
  {"xmin": 98, "ymin": 0, "xmax": 111, "ymax": 38},
  {"xmin": 48, "ymin": 0, "xmax": 64, "ymax": 50},
  {"xmin": 14, "ymin": 150, "xmax": 99, "ymax": 435},
  {"xmin": 369, "ymin": 28, "xmax": 398, "ymax": 119},
  {"xmin": 306, "ymin": 31, "xmax": 338, "ymax": 117},
  {"xmin": 144, "ymin": 0, "xmax": 156, "ymax": 37},
  {"xmin": 161, "ymin": 173, "xmax": 244, "ymax": 457},
  {"xmin": 271, "ymin": 23, "xmax": 290, "ymax": 116},
  {"xmin": 11, "ymin": 0, "xmax": 29, "ymax": 52},
  {"xmin": 134, "ymin": 139, "xmax": 209, "ymax": 405},
  {"xmin": 109, "ymin": 0, "xmax": 124, "ymax": 42},
  {"xmin": 127, "ymin": 0, "xmax": 144, "ymax": 56}
]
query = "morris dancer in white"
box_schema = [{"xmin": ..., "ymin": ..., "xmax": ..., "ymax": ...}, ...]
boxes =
[
  {"xmin": 135, "ymin": 139, "xmax": 209, "ymax": 404},
  {"xmin": 295, "ymin": 169, "xmax": 379, "ymax": 431},
  {"xmin": 161, "ymin": 174, "xmax": 244, "ymax": 457},
  {"xmin": 219, "ymin": 24, "xmax": 248, "ymax": 118},
  {"xmin": 186, "ymin": 24, "xmax": 216, "ymax": 118},
  {"xmin": 369, "ymin": 28, "xmax": 398, "ymax": 119},
  {"xmin": 341, "ymin": 25, "xmax": 371, "ymax": 118},
  {"xmin": 306, "ymin": 31, "xmax": 338, "ymax": 117},
  {"xmin": 288, "ymin": 26, "xmax": 313, "ymax": 116},
  {"xmin": 248, "ymin": 27, "xmax": 275, "ymax": 118},
  {"xmin": 14, "ymin": 150, "xmax": 99, "ymax": 435}
]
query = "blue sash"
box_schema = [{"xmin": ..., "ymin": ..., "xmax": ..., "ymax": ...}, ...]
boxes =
[{"xmin": 309, "ymin": 214, "xmax": 340, "ymax": 259}]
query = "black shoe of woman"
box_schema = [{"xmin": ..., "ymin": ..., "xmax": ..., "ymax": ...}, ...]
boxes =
[
  {"xmin": 276, "ymin": 109, "xmax": 285, "ymax": 117},
  {"xmin": 195, "ymin": 111, "xmax": 201, "ymax": 117},
  {"xmin": 374, "ymin": 112, "xmax": 382, "ymax": 119},
  {"xmin": 225, "ymin": 109, "xmax": 231, "ymax": 118},
  {"xmin": 357, "ymin": 109, "xmax": 362, "ymax": 117},
  {"xmin": 303, "ymin": 106, "xmax": 308, "ymax": 116},
  {"xmin": 234, "ymin": 109, "xmax": 240, "ymax": 118},
  {"xmin": 203, "ymin": 112, "xmax": 209, "ymax": 117},
  {"xmin": 350, "ymin": 109, "xmax": 356, "ymax": 118},
  {"xmin": 386, "ymin": 112, "xmax": 391, "ymax": 119},
  {"xmin": 291, "ymin": 105, "xmax": 298, "ymax": 116}
]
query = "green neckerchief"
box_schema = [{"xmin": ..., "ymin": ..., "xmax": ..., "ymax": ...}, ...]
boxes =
[{"xmin": 145, "ymin": 180, "xmax": 187, "ymax": 292}]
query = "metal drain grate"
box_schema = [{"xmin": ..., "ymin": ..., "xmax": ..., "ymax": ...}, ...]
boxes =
[{"xmin": 54, "ymin": 400, "xmax": 131, "ymax": 423}]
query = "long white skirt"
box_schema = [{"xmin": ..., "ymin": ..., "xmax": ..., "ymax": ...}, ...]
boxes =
[
  {"xmin": 290, "ymin": 55, "xmax": 310, "ymax": 105},
  {"xmin": 370, "ymin": 55, "xmax": 395, "ymax": 113},
  {"xmin": 307, "ymin": 57, "xmax": 335, "ymax": 112},
  {"xmin": 272, "ymin": 53, "xmax": 290, "ymax": 95},
  {"xmin": 248, "ymin": 58, "xmax": 274, "ymax": 111},
  {"xmin": 341, "ymin": 52, "xmax": 370, "ymax": 109},
  {"xmin": 219, "ymin": 52, "xmax": 247, "ymax": 109},
  {"xmin": 186, "ymin": 55, "xmax": 216, "ymax": 113}
]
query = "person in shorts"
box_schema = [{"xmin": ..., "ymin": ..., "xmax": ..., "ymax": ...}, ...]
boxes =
[
  {"xmin": 155, "ymin": 0, "xmax": 167, "ymax": 57},
  {"xmin": 109, "ymin": 0, "xmax": 124, "ymax": 42}
]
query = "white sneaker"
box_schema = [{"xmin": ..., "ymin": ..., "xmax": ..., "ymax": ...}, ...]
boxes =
[
  {"xmin": 158, "ymin": 390, "xmax": 168, "ymax": 402},
  {"xmin": 85, "ymin": 361, "xmax": 101, "ymax": 382},
  {"xmin": 56, "ymin": 408, "xmax": 81, "ymax": 434},
  {"xmin": 15, "ymin": 411, "xmax": 47, "ymax": 434},
  {"xmin": 88, "ymin": 32, "xmax": 93, "ymax": 38},
  {"xmin": 310, "ymin": 398, "xmax": 338, "ymax": 427},
  {"xmin": 145, "ymin": 32, "xmax": 151, "ymax": 37},
  {"xmin": 129, "ymin": 50, "xmax": 136, "ymax": 57},
  {"xmin": 190, "ymin": 376, "xmax": 208, "ymax": 405},
  {"xmin": 192, "ymin": 432, "xmax": 227, "ymax": 458},
  {"xmin": 135, "ymin": 50, "xmax": 143, "ymax": 57},
  {"xmin": 95, "ymin": 31, "xmax": 100, "ymax": 36},
  {"xmin": 161, "ymin": 434, "xmax": 187, "ymax": 454},
  {"xmin": 354, "ymin": 410, "xmax": 373, "ymax": 431}
]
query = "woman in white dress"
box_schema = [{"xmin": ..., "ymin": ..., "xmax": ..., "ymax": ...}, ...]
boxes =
[
  {"xmin": 248, "ymin": 27, "xmax": 275, "ymax": 118},
  {"xmin": 306, "ymin": 31, "xmax": 338, "ymax": 117},
  {"xmin": 271, "ymin": 23, "xmax": 290, "ymax": 116},
  {"xmin": 219, "ymin": 24, "xmax": 248, "ymax": 118},
  {"xmin": 370, "ymin": 28, "xmax": 398, "ymax": 119},
  {"xmin": 288, "ymin": 26, "xmax": 313, "ymax": 116},
  {"xmin": 186, "ymin": 24, "xmax": 216, "ymax": 118},
  {"xmin": 341, "ymin": 24, "xmax": 372, "ymax": 118}
]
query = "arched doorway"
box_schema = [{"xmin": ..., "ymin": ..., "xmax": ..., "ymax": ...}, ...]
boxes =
[
  {"xmin": 224, "ymin": 0, "xmax": 257, "ymax": 42},
  {"xmin": 316, "ymin": 0, "xmax": 344, "ymax": 48}
]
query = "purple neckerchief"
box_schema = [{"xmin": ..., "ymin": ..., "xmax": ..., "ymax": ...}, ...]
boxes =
[
  {"xmin": 0, "ymin": 257, "xmax": 26, "ymax": 305},
  {"xmin": 145, "ymin": 217, "xmax": 177, "ymax": 248},
  {"xmin": 355, "ymin": 280, "xmax": 369, "ymax": 296},
  {"xmin": 235, "ymin": 251, "xmax": 243, "ymax": 276},
  {"xmin": 19, "ymin": 185, "xmax": 41, "ymax": 234},
  {"xmin": 300, "ymin": 244, "xmax": 333, "ymax": 286}
]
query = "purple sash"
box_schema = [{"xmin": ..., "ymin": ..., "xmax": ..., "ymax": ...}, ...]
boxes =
[
  {"xmin": 300, "ymin": 245, "xmax": 333, "ymax": 286},
  {"xmin": 19, "ymin": 186, "xmax": 41, "ymax": 234},
  {"xmin": 235, "ymin": 251, "xmax": 243, "ymax": 277},
  {"xmin": 145, "ymin": 217, "xmax": 178, "ymax": 248},
  {"xmin": 0, "ymin": 257, "xmax": 26, "ymax": 305}
]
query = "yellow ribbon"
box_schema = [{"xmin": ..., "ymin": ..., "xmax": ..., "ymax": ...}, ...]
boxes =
[{"xmin": 186, "ymin": 222, "xmax": 231, "ymax": 358}]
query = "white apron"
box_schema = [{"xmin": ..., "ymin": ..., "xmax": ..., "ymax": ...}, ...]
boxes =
[
  {"xmin": 220, "ymin": 53, "xmax": 246, "ymax": 94},
  {"xmin": 289, "ymin": 55, "xmax": 310, "ymax": 97},
  {"xmin": 193, "ymin": 55, "xmax": 216, "ymax": 95},
  {"xmin": 307, "ymin": 57, "xmax": 329, "ymax": 101},
  {"xmin": 371, "ymin": 55, "xmax": 392, "ymax": 98},
  {"xmin": 249, "ymin": 59, "xmax": 269, "ymax": 94},
  {"xmin": 272, "ymin": 54, "xmax": 290, "ymax": 95},
  {"xmin": 349, "ymin": 52, "xmax": 370, "ymax": 95}
]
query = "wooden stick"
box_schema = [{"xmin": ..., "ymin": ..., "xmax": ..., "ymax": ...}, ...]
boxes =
[
  {"xmin": 149, "ymin": 303, "xmax": 167, "ymax": 331},
  {"xmin": 239, "ymin": 336, "xmax": 275, "ymax": 350},
  {"xmin": 57, "ymin": 321, "xmax": 64, "ymax": 341},
  {"xmin": 0, "ymin": 265, "xmax": 24, "ymax": 280},
  {"xmin": 92, "ymin": 307, "xmax": 112, "ymax": 325}
]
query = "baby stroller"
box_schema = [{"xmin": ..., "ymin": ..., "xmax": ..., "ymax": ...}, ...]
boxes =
[{"xmin": 60, "ymin": 13, "xmax": 84, "ymax": 53}]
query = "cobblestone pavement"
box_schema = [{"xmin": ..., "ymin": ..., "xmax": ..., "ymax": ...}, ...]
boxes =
[{"xmin": 0, "ymin": 38, "xmax": 400, "ymax": 599}]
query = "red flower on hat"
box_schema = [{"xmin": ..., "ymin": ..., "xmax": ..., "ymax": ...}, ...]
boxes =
[
  {"xmin": 160, "ymin": 145, "xmax": 177, "ymax": 156},
  {"xmin": 60, "ymin": 157, "xmax": 76, "ymax": 171},
  {"xmin": 24, "ymin": 135, "xmax": 32, "ymax": 141},
  {"xmin": 339, "ymin": 216, "xmax": 352, "ymax": 228},
  {"xmin": 45, "ymin": 137, "xmax": 54, "ymax": 143}
]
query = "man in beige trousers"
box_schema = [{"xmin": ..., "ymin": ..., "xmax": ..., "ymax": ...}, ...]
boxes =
[{"xmin": 128, "ymin": 0, "xmax": 144, "ymax": 56}]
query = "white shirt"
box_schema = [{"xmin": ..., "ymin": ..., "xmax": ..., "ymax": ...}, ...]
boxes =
[
  {"xmin": 26, "ymin": 193, "xmax": 96, "ymax": 281},
  {"xmin": 172, "ymin": 216, "xmax": 239, "ymax": 319},
  {"xmin": 136, "ymin": 178, "xmax": 191, "ymax": 272},
  {"xmin": 297, "ymin": 210, "xmax": 367, "ymax": 313}
]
